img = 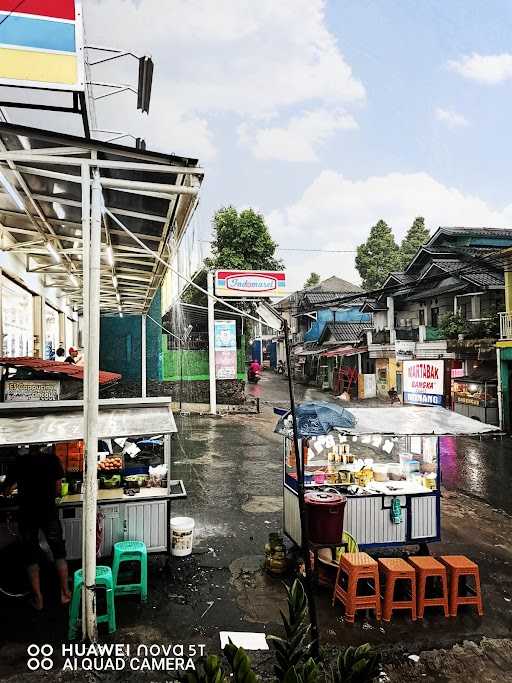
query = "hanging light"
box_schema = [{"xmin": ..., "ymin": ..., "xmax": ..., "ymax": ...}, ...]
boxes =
[
  {"xmin": 106, "ymin": 245, "xmax": 114, "ymax": 266},
  {"xmin": 52, "ymin": 202, "xmax": 66, "ymax": 219},
  {"xmin": 0, "ymin": 171, "xmax": 25, "ymax": 210},
  {"xmin": 46, "ymin": 242, "xmax": 61, "ymax": 263}
]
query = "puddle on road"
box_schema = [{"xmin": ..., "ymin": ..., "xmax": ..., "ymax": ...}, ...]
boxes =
[
  {"xmin": 229, "ymin": 555, "xmax": 286, "ymax": 625},
  {"xmin": 242, "ymin": 496, "xmax": 283, "ymax": 513}
]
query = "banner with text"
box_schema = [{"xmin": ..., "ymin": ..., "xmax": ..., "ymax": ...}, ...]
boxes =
[
  {"xmin": 403, "ymin": 359, "xmax": 444, "ymax": 406},
  {"xmin": 215, "ymin": 270, "xmax": 287, "ymax": 298},
  {"xmin": 214, "ymin": 320, "xmax": 237, "ymax": 380}
]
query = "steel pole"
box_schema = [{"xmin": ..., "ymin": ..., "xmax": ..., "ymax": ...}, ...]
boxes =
[
  {"xmin": 283, "ymin": 319, "xmax": 320, "ymax": 657},
  {"xmin": 82, "ymin": 170, "xmax": 102, "ymax": 641},
  {"xmin": 141, "ymin": 314, "xmax": 147, "ymax": 398},
  {"xmin": 207, "ymin": 272, "xmax": 217, "ymax": 414}
]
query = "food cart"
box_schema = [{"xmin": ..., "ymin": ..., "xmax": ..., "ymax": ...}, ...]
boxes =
[
  {"xmin": 452, "ymin": 375, "xmax": 499, "ymax": 426},
  {"xmin": 281, "ymin": 405, "xmax": 498, "ymax": 548},
  {"xmin": 0, "ymin": 401, "xmax": 186, "ymax": 559}
]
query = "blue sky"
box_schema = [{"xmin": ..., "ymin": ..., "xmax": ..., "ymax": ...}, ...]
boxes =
[{"xmin": 7, "ymin": 0, "xmax": 512, "ymax": 291}]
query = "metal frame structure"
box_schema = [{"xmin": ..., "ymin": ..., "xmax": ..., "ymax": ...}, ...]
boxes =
[
  {"xmin": 0, "ymin": 122, "xmax": 203, "ymax": 640},
  {"xmin": 0, "ymin": 123, "xmax": 202, "ymax": 315}
]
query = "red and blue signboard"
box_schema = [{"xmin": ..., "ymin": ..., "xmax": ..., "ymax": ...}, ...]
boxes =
[{"xmin": 215, "ymin": 270, "xmax": 287, "ymax": 298}]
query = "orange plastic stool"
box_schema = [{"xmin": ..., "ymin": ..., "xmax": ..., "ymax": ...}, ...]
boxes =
[
  {"xmin": 439, "ymin": 555, "xmax": 483, "ymax": 617},
  {"xmin": 378, "ymin": 557, "xmax": 417, "ymax": 622},
  {"xmin": 332, "ymin": 552, "xmax": 381, "ymax": 623},
  {"xmin": 408, "ymin": 556, "xmax": 449, "ymax": 619}
]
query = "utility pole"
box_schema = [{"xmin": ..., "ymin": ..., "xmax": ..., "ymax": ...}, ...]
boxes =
[
  {"xmin": 207, "ymin": 272, "xmax": 217, "ymax": 414},
  {"xmin": 283, "ymin": 319, "xmax": 320, "ymax": 658}
]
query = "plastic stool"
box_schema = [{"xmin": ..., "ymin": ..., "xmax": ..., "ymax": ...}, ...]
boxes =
[
  {"xmin": 68, "ymin": 566, "xmax": 116, "ymax": 639},
  {"xmin": 408, "ymin": 556, "xmax": 449, "ymax": 619},
  {"xmin": 378, "ymin": 557, "xmax": 417, "ymax": 622},
  {"xmin": 112, "ymin": 540, "xmax": 148, "ymax": 601},
  {"xmin": 439, "ymin": 555, "xmax": 483, "ymax": 617},
  {"xmin": 332, "ymin": 552, "xmax": 381, "ymax": 623}
]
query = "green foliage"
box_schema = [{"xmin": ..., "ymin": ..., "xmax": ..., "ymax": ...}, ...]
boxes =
[
  {"xmin": 438, "ymin": 312, "xmax": 471, "ymax": 338},
  {"xmin": 282, "ymin": 658, "xmax": 319, "ymax": 683},
  {"xmin": 181, "ymin": 269, "xmax": 208, "ymax": 307},
  {"xmin": 355, "ymin": 219, "xmax": 401, "ymax": 290},
  {"xmin": 304, "ymin": 272, "xmax": 321, "ymax": 289},
  {"xmin": 268, "ymin": 579, "xmax": 316, "ymax": 681},
  {"xmin": 205, "ymin": 206, "xmax": 283, "ymax": 272},
  {"xmin": 332, "ymin": 645, "xmax": 380, "ymax": 683},
  {"xmin": 181, "ymin": 655, "xmax": 225, "ymax": 683},
  {"xmin": 399, "ymin": 217, "xmax": 430, "ymax": 269},
  {"xmin": 224, "ymin": 643, "xmax": 259, "ymax": 683}
]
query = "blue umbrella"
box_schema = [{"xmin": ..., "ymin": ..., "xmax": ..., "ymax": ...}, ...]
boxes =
[{"xmin": 274, "ymin": 400, "xmax": 356, "ymax": 437}]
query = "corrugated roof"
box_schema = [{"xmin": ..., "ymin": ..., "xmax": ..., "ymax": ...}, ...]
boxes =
[
  {"xmin": 0, "ymin": 358, "xmax": 121, "ymax": 385},
  {"xmin": 309, "ymin": 276, "xmax": 363, "ymax": 293},
  {"xmin": 301, "ymin": 290, "xmax": 363, "ymax": 305},
  {"xmin": 319, "ymin": 322, "xmax": 372, "ymax": 343}
]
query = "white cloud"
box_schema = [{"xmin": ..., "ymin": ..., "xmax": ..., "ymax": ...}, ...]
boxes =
[
  {"xmin": 238, "ymin": 109, "xmax": 358, "ymax": 162},
  {"xmin": 82, "ymin": 0, "xmax": 364, "ymax": 160},
  {"xmin": 435, "ymin": 107, "xmax": 469, "ymax": 128},
  {"xmin": 448, "ymin": 53, "xmax": 512, "ymax": 84},
  {"xmin": 267, "ymin": 170, "xmax": 512, "ymax": 290}
]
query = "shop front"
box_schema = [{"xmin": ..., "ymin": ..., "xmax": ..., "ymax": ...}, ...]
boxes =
[
  {"xmin": 452, "ymin": 376, "xmax": 499, "ymax": 425},
  {"xmin": 281, "ymin": 405, "xmax": 498, "ymax": 549},
  {"xmin": 0, "ymin": 402, "xmax": 186, "ymax": 559}
]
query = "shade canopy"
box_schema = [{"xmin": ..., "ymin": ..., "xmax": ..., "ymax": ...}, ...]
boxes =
[
  {"xmin": 275, "ymin": 404, "xmax": 500, "ymax": 436},
  {"xmin": 0, "ymin": 123, "xmax": 203, "ymax": 314},
  {"xmin": 0, "ymin": 404, "xmax": 177, "ymax": 446}
]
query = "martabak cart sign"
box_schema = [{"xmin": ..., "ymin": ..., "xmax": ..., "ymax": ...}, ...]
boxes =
[
  {"xmin": 215, "ymin": 270, "xmax": 287, "ymax": 298},
  {"xmin": 403, "ymin": 359, "xmax": 444, "ymax": 406}
]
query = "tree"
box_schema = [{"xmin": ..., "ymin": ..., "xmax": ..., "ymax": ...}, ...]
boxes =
[
  {"xmin": 400, "ymin": 216, "xmax": 430, "ymax": 269},
  {"xmin": 205, "ymin": 206, "xmax": 283, "ymax": 271},
  {"xmin": 183, "ymin": 207, "xmax": 282, "ymax": 306},
  {"xmin": 355, "ymin": 219, "xmax": 401, "ymax": 290},
  {"xmin": 304, "ymin": 272, "xmax": 320, "ymax": 289}
]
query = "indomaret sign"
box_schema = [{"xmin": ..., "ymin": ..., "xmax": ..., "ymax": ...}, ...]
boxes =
[
  {"xmin": 402, "ymin": 359, "xmax": 444, "ymax": 406},
  {"xmin": 215, "ymin": 270, "xmax": 287, "ymax": 298}
]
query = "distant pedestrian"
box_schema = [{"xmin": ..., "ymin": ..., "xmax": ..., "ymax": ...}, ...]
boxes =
[
  {"xmin": 388, "ymin": 387, "xmax": 401, "ymax": 405},
  {"xmin": 65, "ymin": 347, "xmax": 78, "ymax": 364}
]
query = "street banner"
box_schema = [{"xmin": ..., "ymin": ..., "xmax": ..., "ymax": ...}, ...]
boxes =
[
  {"xmin": 403, "ymin": 359, "xmax": 444, "ymax": 406},
  {"xmin": 395, "ymin": 340, "xmax": 416, "ymax": 360},
  {"xmin": 214, "ymin": 320, "xmax": 237, "ymax": 379},
  {"xmin": 0, "ymin": 0, "xmax": 85, "ymax": 91},
  {"xmin": 215, "ymin": 270, "xmax": 287, "ymax": 298}
]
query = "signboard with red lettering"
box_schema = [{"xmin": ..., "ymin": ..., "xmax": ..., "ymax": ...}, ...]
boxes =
[
  {"xmin": 215, "ymin": 270, "xmax": 287, "ymax": 298},
  {"xmin": 403, "ymin": 359, "xmax": 444, "ymax": 406}
]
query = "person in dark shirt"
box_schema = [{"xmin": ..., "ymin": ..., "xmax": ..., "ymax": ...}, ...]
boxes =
[{"xmin": 1, "ymin": 446, "xmax": 70, "ymax": 609}]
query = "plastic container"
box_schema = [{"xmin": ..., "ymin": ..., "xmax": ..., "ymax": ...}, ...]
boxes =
[
  {"xmin": 372, "ymin": 464, "xmax": 388, "ymax": 482},
  {"xmin": 313, "ymin": 471, "xmax": 326, "ymax": 485},
  {"xmin": 403, "ymin": 460, "xmax": 420, "ymax": 477},
  {"xmin": 304, "ymin": 491, "xmax": 346, "ymax": 545},
  {"xmin": 388, "ymin": 464, "xmax": 403, "ymax": 481},
  {"xmin": 170, "ymin": 516, "xmax": 195, "ymax": 556}
]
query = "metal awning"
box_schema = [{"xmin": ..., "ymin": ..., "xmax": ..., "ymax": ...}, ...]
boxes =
[
  {"xmin": 0, "ymin": 404, "xmax": 177, "ymax": 446},
  {"xmin": 0, "ymin": 123, "xmax": 203, "ymax": 314},
  {"xmin": 321, "ymin": 346, "xmax": 367, "ymax": 358},
  {"xmin": 339, "ymin": 406, "xmax": 499, "ymax": 435},
  {"xmin": 296, "ymin": 347, "xmax": 327, "ymax": 357}
]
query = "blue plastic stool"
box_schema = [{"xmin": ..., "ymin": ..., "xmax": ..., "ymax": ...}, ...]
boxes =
[
  {"xmin": 112, "ymin": 540, "xmax": 148, "ymax": 601},
  {"xmin": 68, "ymin": 566, "xmax": 116, "ymax": 639}
]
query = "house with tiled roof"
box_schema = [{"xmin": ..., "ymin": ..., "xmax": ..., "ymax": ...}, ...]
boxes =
[{"xmin": 362, "ymin": 226, "xmax": 511, "ymax": 421}]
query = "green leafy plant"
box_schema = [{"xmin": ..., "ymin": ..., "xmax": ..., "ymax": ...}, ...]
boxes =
[
  {"xmin": 268, "ymin": 579, "xmax": 317, "ymax": 681},
  {"xmin": 438, "ymin": 312, "xmax": 471, "ymax": 339},
  {"xmin": 332, "ymin": 644, "xmax": 380, "ymax": 683},
  {"xmin": 181, "ymin": 654, "xmax": 226, "ymax": 683},
  {"xmin": 224, "ymin": 642, "xmax": 259, "ymax": 683}
]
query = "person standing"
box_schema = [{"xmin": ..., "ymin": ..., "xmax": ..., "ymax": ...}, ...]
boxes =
[
  {"xmin": 1, "ymin": 445, "xmax": 71, "ymax": 609},
  {"xmin": 65, "ymin": 347, "xmax": 78, "ymax": 364}
]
